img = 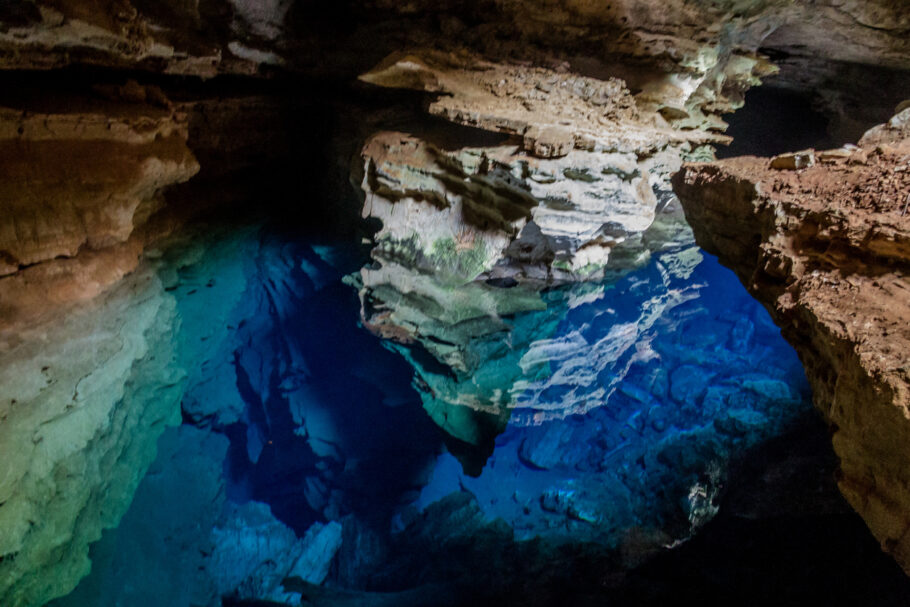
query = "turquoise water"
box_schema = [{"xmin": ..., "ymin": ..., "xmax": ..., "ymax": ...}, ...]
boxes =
[
  {"xmin": 39, "ymin": 217, "xmax": 907, "ymax": 606},
  {"xmin": 41, "ymin": 220, "xmax": 804, "ymax": 604}
]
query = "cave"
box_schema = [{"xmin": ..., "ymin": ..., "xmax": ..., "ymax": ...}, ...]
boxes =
[{"xmin": 0, "ymin": 2, "xmax": 909, "ymax": 606}]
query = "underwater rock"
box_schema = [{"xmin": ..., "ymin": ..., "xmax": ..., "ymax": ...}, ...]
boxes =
[
  {"xmin": 51, "ymin": 423, "xmax": 342, "ymax": 607},
  {"xmin": 208, "ymin": 502, "xmax": 342, "ymax": 604},
  {"xmin": 674, "ymin": 107, "xmax": 910, "ymax": 573},
  {"xmin": 407, "ymin": 251, "xmax": 812, "ymax": 552},
  {"xmin": 48, "ymin": 425, "xmax": 229, "ymax": 607},
  {"xmin": 353, "ymin": 196, "xmax": 719, "ymax": 451}
]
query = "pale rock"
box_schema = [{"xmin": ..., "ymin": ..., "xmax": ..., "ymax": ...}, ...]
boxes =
[{"xmin": 770, "ymin": 149, "xmax": 816, "ymax": 170}]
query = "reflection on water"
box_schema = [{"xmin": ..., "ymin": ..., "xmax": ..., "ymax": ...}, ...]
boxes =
[
  {"xmin": 2, "ymin": 215, "xmax": 831, "ymax": 606},
  {"xmin": 41, "ymin": 218, "xmax": 812, "ymax": 606},
  {"xmin": 414, "ymin": 252, "xmax": 810, "ymax": 545}
]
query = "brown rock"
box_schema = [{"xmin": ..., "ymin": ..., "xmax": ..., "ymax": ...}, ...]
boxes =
[
  {"xmin": 770, "ymin": 149, "xmax": 816, "ymax": 170},
  {"xmin": 0, "ymin": 95, "xmax": 199, "ymax": 332},
  {"xmin": 673, "ymin": 111, "xmax": 910, "ymax": 573}
]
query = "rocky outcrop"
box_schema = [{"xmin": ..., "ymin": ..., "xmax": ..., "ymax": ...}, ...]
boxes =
[
  {"xmin": 4, "ymin": 1, "xmax": 907, "ymax": 129},
  {"xmin": 673, "ymin": 107, "xmax": 910, "ymax": 573},
  {"xmin": 356, "ymin": 49, "xmax": 740, "ymax": 278},
  {"xmin": 358, "ymin": 0, "xmax": 910, "ymax": 137},
  {"xmin": 0, "ymin": 0, "xmax": 295, "ymax": 75},
  {"xmin": 350, "ymin": 47, "xmax": 768, "ymax": 447},
  {"xmin": 0, "ymin": 83, "xmax": 198, "ymax": 333},
  {"xmin": 0, "ymin": 262, "xmax": 184, "ymax": 607}
]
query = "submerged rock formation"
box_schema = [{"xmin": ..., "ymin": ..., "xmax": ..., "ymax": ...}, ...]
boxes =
[
  {"xmin": 0, "ymin": 263, "xmax": 184, "ymax": 607},
  {"xmin": 674, "ymin": 107, "xmax": 910, "ymax": 573},
  {"xmin": 50, "ymin": 425, "xmax": 342, "ymax": 607}
]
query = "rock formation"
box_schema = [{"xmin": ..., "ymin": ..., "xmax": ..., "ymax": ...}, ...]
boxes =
[
  {"xmin": 0, "ymin": 0, "xmax": 288, "ymax": 75},
  {"xmin": 0, "ymin": 263, "xmax": 184, "ymax": 607},
  {"xmin": 0, "ymin": 0, "xmax": 909, "ymax": 602},
  {"xmin": 674, "ymin": 107, "xmax": 910, "ymax": 573},
  {"xmin": 349, "ymin": 46, "xmax": 772, "ymax": 448},
  {"xmin": 0, "ymin": 82, "xmax": 198, "ymax": 333},
  {"xmin": 50, "ymin": 425, "xmax": 342, "ymax": 607}
]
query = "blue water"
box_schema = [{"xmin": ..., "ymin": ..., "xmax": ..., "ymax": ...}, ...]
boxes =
[{"xmin": 49, "ymin": 221, "xmax": 816, "ymax": 606}]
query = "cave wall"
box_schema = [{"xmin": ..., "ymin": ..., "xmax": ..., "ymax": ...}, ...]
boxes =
[
  {"xmin": 673, "ymin": 108, "xmax": 910, "ymax": 573},
  {"xmin": 0, "ymin": 0, "xmax": 908, "ymax": 602}
]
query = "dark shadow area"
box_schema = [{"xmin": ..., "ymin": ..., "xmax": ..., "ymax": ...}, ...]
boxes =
[
  {"xmin": 718, "ymin": 86, "xmax": 834, "ymax": 159},
  {"xmin": 215, "ymin": 232, "xmax": 449, "ymax": 533},
  {"xmin": 615, "ymin": 416, "xmax": 910, "ymax": 606}
]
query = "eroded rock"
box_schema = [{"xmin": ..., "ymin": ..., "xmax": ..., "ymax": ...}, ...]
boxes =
[
  {"xmin": 674, "ymin": 107, "xmax": 910, "ymax": 573},
  {"xmin": 0, "ymin": 88, "xmax": 199, "ymax": 332},
  {"xmin": 0, "ymin": 264, "xmax": 184, "ymax": 607}
]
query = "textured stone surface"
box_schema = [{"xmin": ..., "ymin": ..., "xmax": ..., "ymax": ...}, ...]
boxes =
[
  {"xmin": 350, "ymin": 46, "xmax": 772, "ymax": 445},
  {"xmin": 355, "ymin": 47, "xmax": 745, "ymax": 282},
  {"xmin": 409, "ymin": 250, "xmax": 812, "ymax": 548},
  {"xmin": 673, "ymin": 108, "xmax": 910, "ymax": 573},
  {"xmin": 0, "ymin": 0, "xmax": 287, "ymax": 75},
  {"xmin": 51, "ymin": 424, "xmax": 341, "ymax": 607},
  {"xmin": 209, "ymin": 503, "xmax": 342, "ymax": 603},
  {"xmin": 0, "ymin": 263, "xmax": 184, "ymax": 607},
  {"xmin": 0, "ymin": 86, "xmax": 198, "ymax": 332}
]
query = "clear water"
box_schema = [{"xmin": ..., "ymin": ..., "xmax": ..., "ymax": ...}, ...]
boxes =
[{"xmin": 35, "ymin": 216, "xmax": 822, "ymax": 606}]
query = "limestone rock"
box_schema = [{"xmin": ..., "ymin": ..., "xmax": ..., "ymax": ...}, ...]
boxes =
[
  {"xmin": 0, "ymin": 97, "xmax": 196, "ymax": 271},
  {"xmin": 770, "ymin": 149, "xmax": 816, "ymax": 170},
  {"xmin": 351, "ymin": 48, "xmax": 767, "ymax": 448},
  {"xmin": 208, "ymin": 503, "xmax": 342, "ymax": 604},
  {"xmin": 48, "ymin": 425, "xmax": 229, "ymax": 607},
  {"xmin": 0, "ymin": 265, "xmax": 184, "ymax": 607},
  {"xmin": 673, "ymin": 109, "xmax": 910, "ymax": 573},
  {"xmin": 523, "ymin": 125, "xmax": 574, "ymax": 159},
  {"xmin": 0, "ymin": 91, "xmax": 199, "ymax": 332},
  {"xmin": 0, "ymin": 0, "xmax": 294, "ymax": 75}
]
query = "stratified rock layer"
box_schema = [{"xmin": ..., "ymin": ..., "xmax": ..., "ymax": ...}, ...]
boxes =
[
  {"xmin": 0, "ymin": 85, "xmax": 198, "ymax": 333},
  {"xmin": 0, "ymin": 263, "xmax": 184, "ymax": 607},
  {"xmin": 673, "ymin": 108, "xmax": 910, "ymax": 573},
  {"xmin": 351, "ymin": 46, "xmax": 767, "ymax": 446}
]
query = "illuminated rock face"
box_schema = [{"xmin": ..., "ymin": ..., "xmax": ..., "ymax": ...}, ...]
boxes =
[
  {"xmin": 0, "ymin": 264, "xmax": 184, "ymax": 607},
  {"xmin": 355, "ymin": 48, "xmax": 757, "ymax": 281},
  {"xmin": 0, "ymin": 85, "xmax": 199, "ymax": 333},
  {"xmin": 350, "ymin": 47, "xmax": 769, "ymax": 448},
  {"xmin": 673, "ymin": 108, "xmax": 910, "ymax": 573}
]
